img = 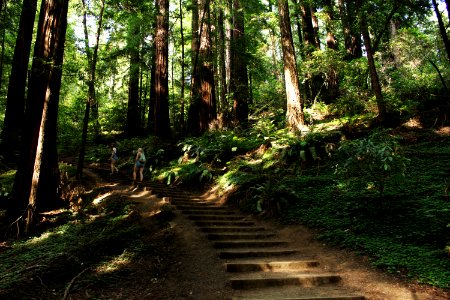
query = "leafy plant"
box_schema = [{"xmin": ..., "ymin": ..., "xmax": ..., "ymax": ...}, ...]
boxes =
[{"xmin": 335, "ymin": 129, "xmax": 410, "ymax": 198}]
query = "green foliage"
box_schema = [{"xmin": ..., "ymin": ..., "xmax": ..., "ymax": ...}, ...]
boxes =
[
  {"xmin": 335, "ymin": 129, "xmax": 409, "ymax": 197},
  {"xmin": 278, "ymin": 134, "xmax": 450, "ymax": 288},
  {"xmin": 0, "ymin": 170, "xmax": 15, "ymax": 197},
  {"xmin": 0, "ymin": 192, "xmax": 143, "ymax": 295},
  {"xmin": 378, "ymin": 28, "xmax": 449, "ymax": 115},
  {"xmin": 158, "ymin": 161, "xmax": 212, "ymax": 187},
  {"xmin": 178, "ymin": 130, "xmax": 262, "ymax": 166}
]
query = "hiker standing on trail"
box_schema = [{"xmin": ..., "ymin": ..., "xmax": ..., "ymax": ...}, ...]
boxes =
[
  {"xmin": 110, "ymin": 143, "xmax": 119, "ymax": 174},
  {"xmin": 133, "ymin": 148, "xmax": 146, "ymax": 183}
]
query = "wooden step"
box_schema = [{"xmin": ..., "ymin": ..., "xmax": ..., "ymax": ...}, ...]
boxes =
[
  {"xmin": 219, "ymin": 249, "xmax": 298, "ymax": 259},
  {"xmin": 230, "ymin": 274, "xmax": 341, "ymax": 289},
  {"xmin": 188, "ymin": 215, "xmax": 245, "ymax": 221},
  {"xmin": 195, "ymin": 220, "xmax": 255, "ymax": 227},
  {"xmin": 176, "ymin": 205, "xmax": 229, "ymax": 211},
  {"xmin": 207, "ymin": 232, "xmax": 276, "ymax": 240},
  {"xmin": 182, "ymin": 210, "xmax": 235, "ymax": 215},
  {"xmin": 225, "ymin": 260, "xmax": 320, "ymax": 272},
  {"xmin": 214, "ymin": 240, "xmax": 288, "ymax": 249},
  {"xmin": 200, "ymin": 226, "xmax": 266, "ymax": 233}
]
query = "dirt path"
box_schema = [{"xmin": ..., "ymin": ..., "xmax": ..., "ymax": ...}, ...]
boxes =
[{"xmin": 71, "ymin": 173, "xmax": 449, "ymax": 300}]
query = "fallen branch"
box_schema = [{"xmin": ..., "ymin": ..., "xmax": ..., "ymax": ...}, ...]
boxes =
[{"xmin": 62, "ymin": 267, "xmax": 90, "ymax": 300}]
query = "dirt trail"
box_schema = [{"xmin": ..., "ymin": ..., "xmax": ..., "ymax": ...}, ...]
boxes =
[
  {"xmin": 132, "ymin": 181, "xmax": 448, "ymax": 300},
  {"xmin": 69, "ymin": 171, "xmax": 449, "ymax": 300}
]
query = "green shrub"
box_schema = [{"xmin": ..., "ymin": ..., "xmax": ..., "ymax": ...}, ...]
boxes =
[{"xmin": 335, "ymin": 129, "xmax": 409, "ymax": 198}]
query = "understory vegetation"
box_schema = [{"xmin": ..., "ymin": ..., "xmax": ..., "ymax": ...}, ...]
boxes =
[
  {"xmin": 145, "ymin": 109, "xmax": 450, "ymax": 289},
  {"xmin": 0, "ymin": 107, "xmax": 449, "ymax": 297}
]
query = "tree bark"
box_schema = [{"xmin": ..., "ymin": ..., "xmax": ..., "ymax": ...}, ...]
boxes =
[
  {"xmin": 357, "ymin": 0, "xmax": 386, "ymax": 122},
  {"xmin": 126, "ymin": 17, "xmax": 141, "ymax": 136},
  {"xmin": 179, "ymin": 0, "xmax": 186, "ymax": 134},
  {"xmin": 299, "ymin": 0, "xmax": 316, "ymax": 49},
  {"xmin": 154, "ymin": 0, "xmax": 170, "ymax": 137},
  {"xmin": 147, "ymin": 40, "xmax": 156, "ymax": 134},
  {"xmin": 188, "ymin": 0, "xmax": 216, "ymax": 134},
  {"xmin": 277, "ymin": 0, "xmax": 305, "ymax": 130},
  {"xmin": 339, "ymin": 0, "xmax": 362, "ymax": 59},
  {"xmin": 9, "ymin": 0, "xmax": 68, "ymax": 235},
  {"xmin": 217, "ymin": 5, "xmax": 228, "ymax": 118},
  {"xmin": 0, "ymin": 0, "xmax": 6, "ymax": 93},
  {"xmin": 323, "ymin": 0, "xmax": 339, "ymax": 104},
  {"xmin": 0, "ymin": 0, "xmax": 38, "ymax": 163},
  {"xmin": 310, "ymin": 6, "xmax": 320, "ymax": 50}
]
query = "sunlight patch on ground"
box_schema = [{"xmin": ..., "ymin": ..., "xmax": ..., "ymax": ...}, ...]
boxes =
[
  {"xmin": 434, "ymin": 126, "xmax": 449, "ymax": 135},
  {"xmin": 103, "ymin": 183, "xmax": 120, "ymax": 188},
  {"xmin": 95, "ymin": 250, "xmax": 133, "ymax": 274},
  {"xmin": 130, "ymin": 190, "xmax": 152, "ymax": 198},
  {"xmin": 26, "ymin": 226, "xmax": 68, "ymax": 245},
  {"xmin": 403, "ymin": 117, "xmax": 423, "ymax": 129},
  {"xmin": 93, "ymin": 192, "xmax": 113, "ymax": 205}
]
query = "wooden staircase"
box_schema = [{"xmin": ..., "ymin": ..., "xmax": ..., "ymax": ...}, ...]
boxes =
[{"xmin": 146, "ymin": 182, "xmax": 365, "ymax": 300}]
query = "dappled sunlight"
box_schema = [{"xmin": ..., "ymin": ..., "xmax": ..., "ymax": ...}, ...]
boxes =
[
  {"xmin": 25, "ymin": 225, "xmax": 69, "ymax": 245},
  {"xmin": 93, "ymin": 192, "xmax": 113, "ymax": 205},
  {"xmin": 130, "ymin": 190, "xmax": 152, "ymax": 198},
  {"xmin": 434, "ymin": 126, "xmax": 449, "ymax": 136},
  {"xmin": 103, "ymin": 183, "xmax": 120, "ymax": 188},
  {"xmin": 95, "ymin": 250, "xmax": 134, "ymax": 274},
  {"xmin": 403, "ymin": 117, "xmax": 423, "ymax": 129}
]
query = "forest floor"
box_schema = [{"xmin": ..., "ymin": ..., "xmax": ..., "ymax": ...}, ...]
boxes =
[{"xmin": 65, "ymin": 168, "xmax": 450, "ymax": 300}]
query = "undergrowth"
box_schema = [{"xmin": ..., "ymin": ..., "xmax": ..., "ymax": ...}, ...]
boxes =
[
  {"xmin": 149, "ymin": 111, "xmax": 450, "ymax": 289},
  {"xmin": 0, "ymin": 185, "xmax": 164, "ymax": 299}
]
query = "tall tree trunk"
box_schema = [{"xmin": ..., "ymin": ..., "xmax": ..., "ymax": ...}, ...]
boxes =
[
  {"xmin": 324, "ymin": 0, "xmax": 337, "ymax": 50},
  {"xmin": 277, "ymin": 0, "xmax": 305, "ymax": 130},
  {"xmin": 188, "ymin": 0, "xmax": 200, "ymax": 135},
  {"xmin": 10, "ymin": 0, "xmax": 68, "ymax": 235},
  {"xmin": 339, "ymin": 0, "xmax": 362, "ymax": 59},
  {"xmin": 310, "ymin": 6, "xmax": 320, "ymax": 50},
  {"xmin": 0, "ymin": 0, "xmax": 7, "ymax": 93},
  {"xmin": 126, "ymin": 18, "xmax": 141, "ymax": 136},
  {"xmin": 76, "ymin": 0, "xmax": 105, "ymax": 179},
  {"xmin": 323, "ymin": 0, "xmax": 339, "ymax": 104},
  {"xmin": 291, "ymin": 0, "xmax": 303, "ymax": 56},
  {"xmin": 179, "ymin": 0, "xmax": 186, "ymax": 134},
  {"xmin": 432, "ymin": 0, "xmax": 450, "ymax": 64},
  {"xmin": 0, "ymin": 0, "xmax": 38, "ymax": 163},
  {"xmin": 188, "ymin": 0, "xmax": 216, "ymax": 134},
  {"xmin": 217, "ymin": 5, "xmax": 228, "ymax": 119},
  {"xmin": 147, "ymin": 40, "xmax": 156, "ymax": 134},
  {"xmin": 230, "ymin": 0, "xmax": 249, "ymax": 125},
  {"xmin": 299, "ymin": 0, "xmax": 316, "ymax": 49},
  {"xmin": 357, "ymin": 0, "xmax": 386, "ymax": 122},
  {"xmin": 154, "ymin": 0, "xmax": 170, "ymax": 137}
]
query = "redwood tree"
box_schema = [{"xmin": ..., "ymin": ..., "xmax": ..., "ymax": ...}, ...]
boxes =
[
  {"xmin": 339, "ymin": 0, "xmax": 362, "ymax": 59},
  {"xmin": 277, "ymin": 0, "xmax": 305, "ymax": 130},
  {"xmin": 0, "ymin": 0, "xmax": 38, "ymax": 163},
  {"xmin": 154, "ymin": 0, "xmax": 170, "ymax": 137},
  {"xmin": 10, "ymin": 0, "xmax": 69, "ymax": 235},
  {"xmin": 188, "ymin": 0, "xmax": 216, "ymax": 135}
]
